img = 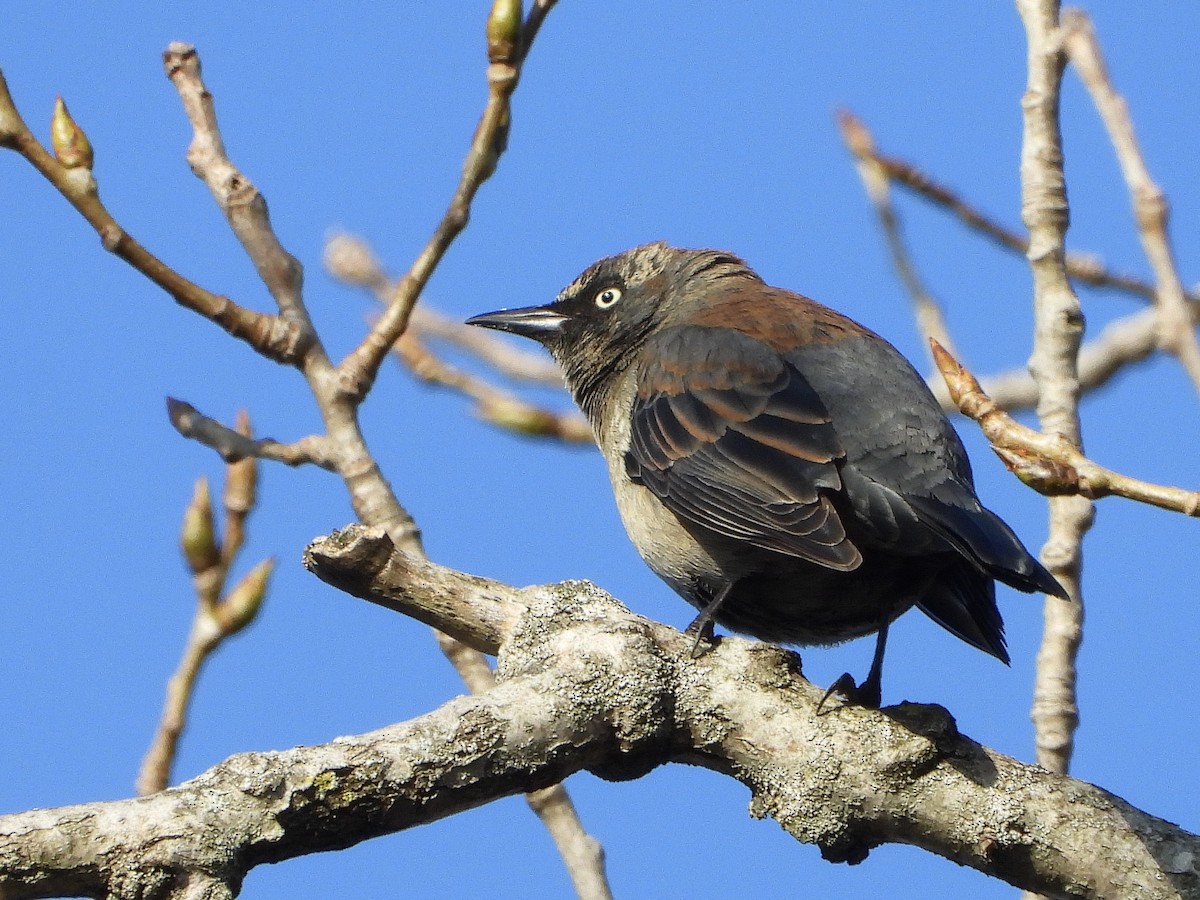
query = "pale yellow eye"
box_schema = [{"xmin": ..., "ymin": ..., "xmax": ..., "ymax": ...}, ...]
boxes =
[{"xmin": 595, "ymin": 287, "xmax": 622, "ymax": 309}]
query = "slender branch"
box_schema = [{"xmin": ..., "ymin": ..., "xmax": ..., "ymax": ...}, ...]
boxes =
[
  {"xmin": 834, "ymin": 108, "xmax": 1198, "ymax": 415},
  {"xmin": 163, "ymin": 44, "xmax": 313, "ymax": 335},
  {"xmin": 411, "ymin": 304, "xmax": 567, "ymax": 386},
  {"xmin": 961, "ymin": 303, "xmax": 1177, "ymax": 412},
  {"xmin": 395, "ymin": 330, "xmax": 593, "ymax": 443},
  {"xmin": 521, "ymin": 0, "xmax": 560, "ymax": 53},
  {"xmin": 136, "ymin": 610, "xmax": 222, "ymax": 796},
  {"xmin": 0, "ymin": 69, "xmax": 304, "ymax": 363},
  {"xmin": 323, "ymin": 232, "xmax": 590, "ymax": 442},
  {"xmin": 1061, "ymin": 10, "xmax": 1200, "ymax": 396},
  {"xmin": 837, "ymin": 110, "xmax": 957, "ymax": 359},
  {"xmin": 1015, "ymin": 0, "xmax": 1095, "ymax": 777},
  {"xmin": 336, "ymin": 2, "xmax": 553, "ymax": 403},
  {"xmin": 166, "ymin": 398, "xmax": 339, "ymax": 470},
  {"xmin": 220, "ymin": 410, "xmax": 258, "ymax": 566},
  {"xmin": 137, "ymin": 434, "xmax": 272, "ymax": 796},
  {"xmin": 323, "ymin": 232, "xmax": 567, "ymax": 387},
  {"xmin": 842, "ymin": 104, "xmax": 1197, "ymax": 307},
  {"xmin": 933, "ymin": 340, "xmax": 1200, "ymax": 514}
]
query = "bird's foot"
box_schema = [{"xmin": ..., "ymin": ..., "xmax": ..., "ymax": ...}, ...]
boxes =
[
  {"xmin": 817, "ymin": 672, "xmax": 882, "ymax": 714},
  {"xmin": 683, "ymin": 615, "xmax": 718, "ymax": 659}
]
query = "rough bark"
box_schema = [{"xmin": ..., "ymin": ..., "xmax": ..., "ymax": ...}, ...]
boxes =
[{"xmin": 2, "ymin": 527, "xmax": 1194, "ymax": 900}]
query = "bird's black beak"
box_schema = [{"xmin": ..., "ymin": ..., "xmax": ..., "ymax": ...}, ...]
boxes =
[{"xmin": 466, "ymin": 305, "xmax": 568, "ymax": 342}]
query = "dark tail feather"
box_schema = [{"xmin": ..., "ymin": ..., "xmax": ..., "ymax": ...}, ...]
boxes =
[
  {"xmin": 917, "ymin": 561, "xmax": 1009, "ymax": 664},
  {"xmin": 908, "ymin": 496, "xmax": 1069, "ymax": 600}
]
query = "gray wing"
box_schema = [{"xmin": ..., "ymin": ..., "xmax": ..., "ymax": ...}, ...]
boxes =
[{"xmin": 625, "ymin": 324, "xmax": 861, "ymax": 571}]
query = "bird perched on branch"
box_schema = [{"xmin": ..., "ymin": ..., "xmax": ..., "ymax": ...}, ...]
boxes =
[{"xmin": 468, "ymin": 243, "xmax": 1066, "ymax": 706}]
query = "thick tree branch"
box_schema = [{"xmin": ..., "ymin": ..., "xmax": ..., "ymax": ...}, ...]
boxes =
[
  {"xmin": 3, "ymin": 558, "xmax": 1195, "ymax": 899},
  {"xmin": 431, "ymin": 630, "xmax": 612, "ymax": 900},
  {"xmin": 305, "ymin": 525, "xmax": 520, "ymax": 654}
]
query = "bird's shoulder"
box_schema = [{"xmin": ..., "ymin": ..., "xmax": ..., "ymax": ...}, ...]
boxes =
[{"xmin": 673, "ymin": 284, "xmax": 875, "ymax": 354}]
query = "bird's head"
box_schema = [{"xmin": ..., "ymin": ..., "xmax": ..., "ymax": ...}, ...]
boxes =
[{"xmin": 467, "ymin": 242, "xmax": 758, "ymax": 418}]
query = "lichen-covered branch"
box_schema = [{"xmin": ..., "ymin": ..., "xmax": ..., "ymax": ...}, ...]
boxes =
[{"xmin": 3, "ymin": 557, "xmax": 1195, "ymax": 899}]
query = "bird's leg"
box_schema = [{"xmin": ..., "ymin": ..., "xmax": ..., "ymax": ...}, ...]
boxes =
[
  {"xmin": 818, "ymin": 622, "xmax": 889, "ymax": 712},
  {"xmin": 858, "ymin": 621, "xmax": 889, "ymax": 707},
  {"xmin": 684, "ymin": 581, "xmax": 732, "ymax": 659}
]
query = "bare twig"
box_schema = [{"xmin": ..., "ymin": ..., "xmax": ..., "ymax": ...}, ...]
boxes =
[
  {"xmin": 411, "ymin": 304, "xmax": 567, "ymax": 385},
  {"xmin": 1062, "ymin": 9, "xmax": 1200, "ymax": 396},
  {"xmin": 843, "ymin": 104, "xmax": 1196, "ymax": 307},
  {"xmin": 137, "ymin": 418, "xmax": 273, "ymax": 795},
  {"xmin": 0, "ymin": 70, "xmax": 304, "ymax": 363},
  {"xmin": 323, "ymin": 231, "xmax": 588, "ymax": 441},
  {"xmin": 166, "ymin": 398, "xmax": 339, "ymax": 470},
  {"xmin": 163, "ymin": 45, "xmax": 312, "ymax": 334},
  {"xmin": 834, "ymin": 108, "xmax": 1200, "ymax": 416},
  {"xmin": 838, "ymin": 110, "xmax": 956, "ymax": 358},
  {"xmin": 952, "ymin": 303, "xmax": 1179, "ymax": 412},
  {"xmin": 1014, "ymin": 0, "xmax": 1095, "ymax": 778},
  {"xmin": 325, "ymin": 230, "xmax": 565, "ymax": 385},
  {"xmin": 153, "ymin": 45, "xmax": 419, "ymax": 546},
  {"xmin": 396, "ymin": 330, "xmax": 593, "ymax": 443},
  {"xmin": 934, "ymin": 340, "xmax": 1200, "ymax": 514},
  {"xmin": 336, "ymin": 1, "xmax": 553, "ymax": 403}
]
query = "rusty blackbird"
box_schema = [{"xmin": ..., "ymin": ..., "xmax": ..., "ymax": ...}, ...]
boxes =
[{"xmin": 468, "ymin": 243, "xmax": 1066, "ymax": 706}]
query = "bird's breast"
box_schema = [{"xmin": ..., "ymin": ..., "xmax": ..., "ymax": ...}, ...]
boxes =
[{"xmin": 597, "ymin": 375, "xmax": 728, "ymax": 598}]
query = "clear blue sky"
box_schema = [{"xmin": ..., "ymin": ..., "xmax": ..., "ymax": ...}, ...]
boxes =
[{"xmin": 2, "ymin": 3, "xmax": 1197, "ymax": 897}]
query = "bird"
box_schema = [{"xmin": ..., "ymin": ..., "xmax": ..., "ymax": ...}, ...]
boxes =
[{"xmin": 467, "ymin": 242, "xmax": 1067, "ymax": 706}]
